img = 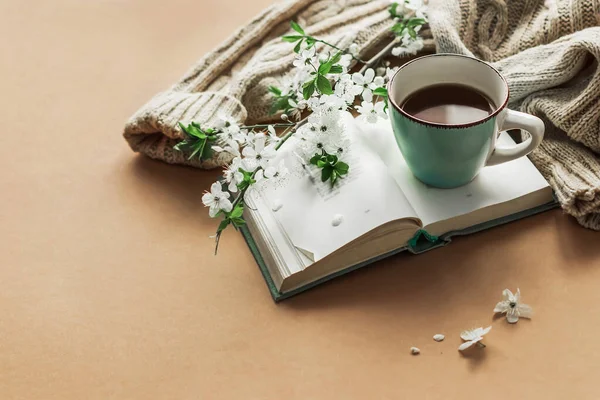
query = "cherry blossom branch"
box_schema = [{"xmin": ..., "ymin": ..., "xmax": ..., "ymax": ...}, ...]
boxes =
[
  {"xmin": 359, "ymin": 36, "xmax": 402, "ymax": 74},
  {"xmin": 312, "ymin": 39, "xmax": 366, "ymax": 64},
  {"xmin": 242, "ymin": 123, "xmax": 294, "ymax": 130}
]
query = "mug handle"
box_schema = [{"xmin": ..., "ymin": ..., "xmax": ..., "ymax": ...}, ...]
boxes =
[{"xmin": 486, "ymin": 109, "xmax": 545, "ymax": 166}]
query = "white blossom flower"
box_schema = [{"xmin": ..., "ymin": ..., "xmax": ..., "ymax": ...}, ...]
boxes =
[
  {"xmin": 308, "ymin": 111, "xmax": 343, "ymax": 137},
  {"xmin": 335, "ymin": 73, "xmax": 362, "ymax": 104},
  {"xmin": 266, "ymin": 125, "xmax": 281, "ymax": 144},
  {"xmin": 406, "ymin": 0, "xmax": 427, "ymax": 18},
  {"xmin": 293, "ymin": 47, "xmax": 316, "ymax": 68},
  {"xmin": 223, "ymin": 157, "xmax": 244, "ymax": 193},
  {"xmin": 306, "ymin": 95, "xmax": 324, "ymax": 112},
  {"xmin": 264, "ymin": 159, "xmax": 289, "ymax": 180},
  {"xmin": 391, "ymin": 0, "xmax": 427, "ymax": 18},
  {"xmin": 202, "ymin": 181, "xmax": 233, "ymax": 218},
  {"xmin": 458, "ymin": 326, "xmax": 491, "ymax": 351},
  {"xmin": 300, "ymin": 127, "xmax": 332, "ymax": 156},
  {"xmin": 241, "ymin": 135, "xmax": 277, "ymax": 171},
  {"xmin": 212, "ymin": 143, "xmax": 241, "ymax": 157},
  {"xmin": 391, "ymin": 0, "xmax": 407, "ymax": 14},
  {"xmin": 385, "ymin": 67, "xmax": 399, "ymax": 82},
  {"xmin": 318, "ymin": 49, "xmax": 332, "ymax": 64},
  {"xmin": 494, "ymin": 288, "xmax": 533, "ymax": 324},
  {"xmin": 352, "ymin": 68, "xmax": 385, "ymax": 102},
  {"xmin": 339, "ymin": 54, "xmax": 353, "ymax": 70},
  {"xmin": 217, "ymin": 127, "xmax": 247, "ymax": 147},
  {"xmin": 348, "ymin": 43, "xmax": 359, "ymax": 56},
  {"xmin": 318, "ymin": 94, "xmax": 348, "ymax": 112},
  {"xmin": 356, "ymin": 101, "xmax": 388, "ymax": 123},
  {"xmin": 287, "ymin": 98, "xmax": 307, "ymax": 120},
  {"xmin": 323, "ymin": 133, "xmax": 350, "ymax": 158},
  {"xmin": 392, "ymin": 36, "xmax": 424, "ymax": 57},
  {"xmin": 214, "ymin": 113, "xmax": 240, "ymax": 131}
]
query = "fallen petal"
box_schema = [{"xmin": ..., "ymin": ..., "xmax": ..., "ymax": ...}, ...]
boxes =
[
  {"xmin": 410, "ymin": 347, "xmax": 420, "ymax": 355},
  {"xmin": 479, "ymin": 326, "xmax": 492, "ymax": 336},
  {"xmin": 507, "ymin": 310, "xmax": 519, "ymax": 324},
  {"xmin": 433, "ymin": 334, "xmax": 445, "ymax": 342},
  {"xmin": 460, "ymin": 330, "xmax": 478, "ymax": 341},
  {"xmin": 494, "ymin": 301, "xmax": 510, "ymax": 314},
  {"xmin": 518, "ymin": 304, "xmax": 533, "ymax": 319},
  {"xmin": 458, "ymin": 341, "xmax": 474, "ymax": 351}
]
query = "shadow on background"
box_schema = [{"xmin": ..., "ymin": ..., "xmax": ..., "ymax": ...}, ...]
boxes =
[{"xmin": 280, "ymin": 210, "xmax": 597, "ymax": 316}]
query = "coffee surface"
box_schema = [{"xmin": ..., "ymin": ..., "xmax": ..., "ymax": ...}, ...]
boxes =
[{"xmin": 401, "ymin": 84, "xmax": 495, "ymax": 125}]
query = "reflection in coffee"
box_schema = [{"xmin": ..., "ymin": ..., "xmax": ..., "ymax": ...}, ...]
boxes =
[{"xmin": 401, "ymin": 84, "xmax": 495, "ymax": 125}]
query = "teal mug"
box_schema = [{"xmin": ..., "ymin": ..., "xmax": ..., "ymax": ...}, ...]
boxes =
[{"xmin": 388, "ymin": 54, "xmax": 544, "ymax": 188}]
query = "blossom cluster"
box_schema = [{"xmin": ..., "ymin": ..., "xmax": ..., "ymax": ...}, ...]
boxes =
[{"xmin": 174, "ymin": 0, "xmax": 429, "ymax": 251}]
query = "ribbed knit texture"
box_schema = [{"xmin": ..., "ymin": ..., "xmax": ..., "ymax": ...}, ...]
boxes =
[
  {"xmin": 428, "ymin": 0, "xmax": 600, "ymax": 229},
  {"xmin": 123, "ymin": 0, "xmax": 419, "ymax": 169},
  {"xmin": 123, "ymin": 0, "xmax": 600, "ymax": 230}
]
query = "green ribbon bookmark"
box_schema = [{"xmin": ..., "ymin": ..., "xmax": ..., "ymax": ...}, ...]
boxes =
[{"xmin": 407, "ymin": 229, "xmax": 440, "ymax": 251}]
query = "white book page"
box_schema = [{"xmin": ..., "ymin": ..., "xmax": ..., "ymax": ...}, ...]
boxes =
[
  {"xmin": 362, "ymin": 119, "xmax": 550, "ymax": 227},
  {"xmin": 259, "ymin": 114, "xmax": 417, "ymax": 262}
]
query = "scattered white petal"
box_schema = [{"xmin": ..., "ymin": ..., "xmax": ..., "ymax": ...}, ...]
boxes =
[
  {"xmin": 271, "ymin": 199, "xmax": 283, "ymax": 212},
  {"xmin": 410, "ymin": 347, "xmax": 420, "ymax": 355},
  {"xmin": 331, "ymin": 214, "xmax": 344, "ymax": 227},
  {"xmin": 433, "ymin": 334, "xmax": 445, "ymax": 342}
]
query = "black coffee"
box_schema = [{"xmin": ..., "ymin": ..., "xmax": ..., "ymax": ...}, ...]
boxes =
[{"xmin": 401, "ymin": 83, "xmax": 495, "ymax": 125}]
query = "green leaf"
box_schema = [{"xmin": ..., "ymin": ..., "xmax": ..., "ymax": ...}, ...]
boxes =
[
  {"xmin": 408, "ymin": 27, "xmax": 417, "ymax": 39},
  {"xmin": 186, "ymin": 123, "xmax": 207, "ymax": 139},
  {"xmin": 270, "ymin": 97, "xmax": 289, "ymax": 115},
  {"xmin": 217, "ymin": 218, "xmax": 231, "ymax": 233},
  {"xmin": 329, "ymin": 65, "xmax": 343, "ymax": 74},
  {"xmin": 330, "ymin": 51, "xmax": 342, "ymax": 65},
  {"xmin": 316, "ymin": 75, "xmax": 333, "ymax": 95},
  {"xmin": 326, "ymin": 154, "xmax": 338, "ymax": 164},
  {"xmin": 303, "ymin": 81, "xmax": 316, "ymax": 100},
  {"xmin": 201, "ymin": 143, "xmax": 213, "ymax": 160},
  {"xmin": 178, "ymin": 122, "xmax": 189, "ymax": 135},
  {"xmin": 305, "ymin": 37, "xmax": 315, "ymax": 48},
  {"xmin": 316, "ymin": 159, "xmax": 327, "ymax": 168},
  {"xmin": 293, "ymin": 40, "xmax": 302, "ymax": 54},
  {"xmin": 290, "ymin": 21, "xmax": 305, "ymax": 35},
  {"xmin": 173, "ymin": 141, "xmax": 188, "ymax": 152},
  {"xmin": 268, "ymin": 86, "xmax": 282, "ymax": 96},
  {"xmin": 407, "ymin": 18, "xmax": 426, "ymax": 27},
  {"xmin": 321, "ymin": 166, "xmax": 332, "ymax": 182},
  {"xmin": 391, "ymin": 22, "xmax": 406, "ymax": 34},
  {"xmin": 318, "ymin": 62, "xmax": 332, "ymax": 75},
  {"xmin": 282, "ymin": 35, "xmax": 304, "ymax": 43},
  {"xmin": 310, "ymin": 154, "xmax": 322, "ymax": 165},
  {"xmin": 188, "ymin": 140, "xmax": 206, "ymax": 160},
  {"xmin": 330, "ymin": 170, "xmax": 338, "ymax": 187},
  {"xmin": 389, "ymin": 2, "xmax": 399, "ymax": 17},
  {"xmin": 373, "ymin": 87, "xmax": 388, "ymax": 97},
  {"xmin": 231, "ymin": 217, "xmax": 246, "ymax": 229},
  {"xmin": 229, "ymin": 204, "xmax": 244, "ymax": 219},
  {"xmin": 334, "ymin": 161, "xmax": 349, "ymax": 175}
]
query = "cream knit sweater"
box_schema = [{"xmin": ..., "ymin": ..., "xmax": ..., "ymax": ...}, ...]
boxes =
[{"xmin": 123, "ymin": 0, "xmax": 600, "ymax": 230}]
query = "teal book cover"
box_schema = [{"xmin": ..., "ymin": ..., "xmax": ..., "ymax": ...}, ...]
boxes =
[{"xmin": 241, "ymin": 199, "xmax": 558, "ymax": 302}]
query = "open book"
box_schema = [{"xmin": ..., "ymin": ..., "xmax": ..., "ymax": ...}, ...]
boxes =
[{"xmin": 242, "ymin": 114, "xmax": 557, "ymax": 301}]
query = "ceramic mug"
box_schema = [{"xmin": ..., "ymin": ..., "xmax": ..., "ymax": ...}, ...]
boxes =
[{"xmin": 387, "ymin": 53, "xmax": 544, "ymax": 189}]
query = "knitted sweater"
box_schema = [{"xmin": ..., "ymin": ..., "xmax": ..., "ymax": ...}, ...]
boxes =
[{"xmin": 123, "ymin": 0, "xmax": 600, "ymax": 230}]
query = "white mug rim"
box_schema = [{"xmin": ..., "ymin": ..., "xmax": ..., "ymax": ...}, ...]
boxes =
[{"xmin": 387, "ymin": 53, "xmax": 510, "ymax": 129}]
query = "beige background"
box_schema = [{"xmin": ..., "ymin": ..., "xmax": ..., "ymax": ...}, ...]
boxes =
[{"xmin": 2, "ymin": 1, "xmax": 600, "ymax": 399}]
